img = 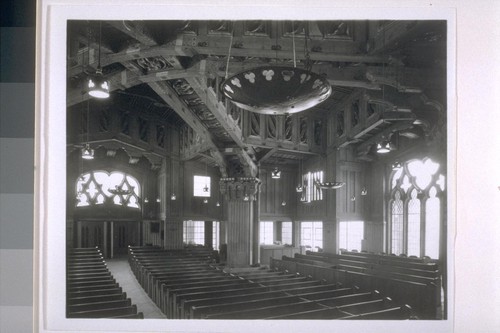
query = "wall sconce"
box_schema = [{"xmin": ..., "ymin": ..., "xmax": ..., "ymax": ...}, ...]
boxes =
[
  {"xmin": 271, "ymin": 167, "xmax": 281, "ymax": 179},
  {"xmin": 170, "ymin": 193, "xmax": 176, "ymax": 200},
  {"xmin": 203, "ymin": 198, "xmax": 208, "ymax": 204},
  {"xmin": 351, "ymin": 195, "xmax": 356, "ymax": 201},
  {"xmin": 216, "ymin": 201, "xmax": 220, "ymax": 207},
  {"xmin": 243, "ymin": 194, "xmax": 250, "ymax": 201},
  {"xmin": 144, "ymin": 197, "xmax": 149, "ymax": 203},
  {"xmin": 156, "ymin": 197, "xmax": 161, "ymax": 203},
  {"xmin": 361, "ymin": 187, "xmax": 368, "ymax": 196},
  {"xmin": 295, "ymin": 185, "xmax": 303, "ymax": 193},
  {"xmin": 281, "ymin": 201, "xmax": 287, "ymax": 206}
]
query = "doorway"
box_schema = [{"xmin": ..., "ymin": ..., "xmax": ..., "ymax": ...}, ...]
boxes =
[{"xmin": 76, "ymin": 220, "xmax": 140, "ymax": 258}]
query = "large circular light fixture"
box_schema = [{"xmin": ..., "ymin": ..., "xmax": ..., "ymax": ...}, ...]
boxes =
[{"xmin": 221, "ymin": 66, "xmax": 332, "ymax": 115}]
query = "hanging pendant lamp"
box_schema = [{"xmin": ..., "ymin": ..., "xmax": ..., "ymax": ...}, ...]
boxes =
[
  {"xmin": 88, "ymin": 21, "xmax": 109, "ymax": 99},
  {"xmin": 271, "ymin": 166, "xmax": 281, "ymax": 179},
  {"xmin": 221, "ymin": 22, "xmax": 331, "ymax": 115},
  {"xmin": 81, "ymin": 143, "xmax": 94, "ymax": 160},
  {"xmin": 296, "ymin": 159, "xmax": 304, "ymax": 192}
]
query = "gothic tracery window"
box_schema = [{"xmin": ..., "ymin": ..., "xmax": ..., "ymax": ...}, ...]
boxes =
[
  {"xmin": 76, "ymin": 171, "xmax": 141, "ymax": 209},
  {"xmin": 388, "ymin": 157, "xmax": 444, "ymax": 259}
]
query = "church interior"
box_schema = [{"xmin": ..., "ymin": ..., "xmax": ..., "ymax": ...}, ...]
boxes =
[{"xmin": 65, "ymin": 19, "xmax": 447, "ymax": 320}]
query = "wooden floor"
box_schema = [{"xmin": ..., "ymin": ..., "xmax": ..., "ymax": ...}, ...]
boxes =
[{"xmin": 106, "ymin": 256, "xmax": 166, "ymax": 319}]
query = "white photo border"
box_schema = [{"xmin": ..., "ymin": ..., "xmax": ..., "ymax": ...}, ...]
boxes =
[{"xmin": 35, "ymin": 1, "xmax": 457, "ymax": 332}]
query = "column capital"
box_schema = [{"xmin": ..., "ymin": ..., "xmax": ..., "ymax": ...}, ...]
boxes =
[{"xmin": 219, "ymin": 177, "xmax": 261, "ymax": 202}]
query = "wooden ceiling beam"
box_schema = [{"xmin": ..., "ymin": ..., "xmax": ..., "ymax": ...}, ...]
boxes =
[
  {"xmin": 97, "ymin": 42, "xmax": 388, "ymax": 70},
  {"xmin": 148, "ymin": 80, "xmax": 228, "ymax": 177},
  {"xmin": 100, "ymin": 22, "xmax": 229, "ymax": 175},
  {"xmin": 257, "ymin": 148, "xmax": 278, "ymax": 164},
  {"xmin": 106, "ymin": 21, "xmax": 157, "ymax": 47},
  {"xmin": 185, "ymin": 74, "xmax": 258, "ymax": 177},
  {"xmin": 355, "ymin": 120, "xmax": 415, "ymax": 155}
]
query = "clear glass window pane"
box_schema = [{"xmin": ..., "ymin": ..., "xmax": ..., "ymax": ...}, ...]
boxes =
[
  {"xmin": 212, "ymin": 221, "xmax": 220, "ymax": 250},
  {"xmin": 425, "ymin": 188, "xmax": 440, "ymax": 259},
  {"xmin": 339, "ymin": 221, "xmax": 364, "ymax": 252},
  {"xmin": 183, "ymin": 220, "xmax": 205, "ymax": 245},
  {"xmin": 407, "ymin": 189, "xmax": 421, "ymax": 257},
  {"xmin": 301, "ymin": 222, "xmax": 322, "ymax": 252},
  {"xmin": 194, "ymin": 175, "xmax": 211, "ymax": 197},
  {"xmin": 259, "ymin": 221, "xmax": 274, "ymax": 245},
  {"xmin": 391, "ymin": 192, "xmax": 404, "ymax": 255},
  {"xmin": 281, "ymin": 222, "xmax": 293, "ymax": 245}
]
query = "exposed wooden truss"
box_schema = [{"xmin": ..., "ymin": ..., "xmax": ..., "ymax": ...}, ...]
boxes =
[{"xmin": 67, "ymin": 19, "xmax": 446, "ymax": 169}]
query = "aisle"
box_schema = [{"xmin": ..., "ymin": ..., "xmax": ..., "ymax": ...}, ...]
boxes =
[{"xmin": 106, "ymin": 257, "xmax": 167, "ymax": 319}]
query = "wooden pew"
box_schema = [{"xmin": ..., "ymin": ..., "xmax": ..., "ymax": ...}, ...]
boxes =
[
  {"xmin": 67, "ymin": 247, "xmax": 143, "ymax": 319},
  {"xmin": 184, "ymin": 284, "xmax": 344, "ymax": 319},
  {"xmin": 267, "ymin": 297, "xmax": 396, "ymax": 319},
  {"xmin": 165, "ymin": 274, "xmax": 313, "ymax": 318},
  {"xmin": 339, "ymin": 304, "xmax": 414, "ymax": 320},
  {"xmin": 165, "ymin": 280, "xmax": 259, "ymax": 318},
  {"xmin": 68, "ymin": 292, "xmax": 127, "ymax": 305},
  {"xmin": 275, "ymin": 254, "xmax": 440, "ymax": 319},
  {"xmin": 69, "ymin": 299, "xmax": 132, "ymax": 313},
  {"xmin": 204, "ymin": 300, "xmax": 328, "ymax": 319},
  {"xmin": 190, "ymin": 287, "xmax": 360, "ymax": 319},
  {"xmin": 68, "ymin": 287, "xmax": 123, "ymax": 299},
  {"xmin": 68, "ymin": 305, "xmax": 139, "ymax": 318}
]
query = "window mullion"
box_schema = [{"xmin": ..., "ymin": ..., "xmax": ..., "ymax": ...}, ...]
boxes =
[
  {"xmin": 403, "ymin": 194, "xmax": 409, "ymax": 255},
  {"xmin": 420, "ymin": 194, "xmax": 428, "ymax": 258}
]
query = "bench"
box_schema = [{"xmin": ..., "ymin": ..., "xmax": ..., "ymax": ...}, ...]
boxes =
[
  {"xmin": 67, "ymin": 247, "xmax": 143, "ymax": 319},
  {"xmin": 185, "ymin": 284, "xmax": 345, "ymax": 319},
  {"xmin": 270, "ymin": 256, "xmax": 436, "ymax": 319},
  {"xmin": 69, "ymin": 299, "xmax": 132, "ymax": 313},
  {"xmin": 68, "ymin": 305, "xmax": 139, "ymax": 318},
  {"xmin": 191, "ymin": 288, "xmax": 363, "ymax": 319},
  {"xmin": 68, "ymin": 292, "xmax": 127, "ymax": 305}
]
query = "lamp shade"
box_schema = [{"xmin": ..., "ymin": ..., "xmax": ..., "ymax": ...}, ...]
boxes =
[
  {"xmin": 376, "ymin": 141, "xmax": 392, "ymax": 154},
  {"xmin": 88, "ymin": 70, "xmax": 110, "ymax": 99},
  {"xmin": 221, "ymin": 66, "xmax": 332, "ymax": 115},
  {"xmin": 271, "ymin": 167, "xmax": 281, "ymax": 179},
  {"xmin": 81, "ymin": 144, "xmax": 94, "ymax": 160},
  {"xmin": 314, "ymin": 180, "xmax": 345, "ymax": 190}
]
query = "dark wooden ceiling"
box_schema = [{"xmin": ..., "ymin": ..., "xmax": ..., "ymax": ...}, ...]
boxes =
[{"xmin": 66, "ymin": 20, "xmax": 446, "ymax": 173}]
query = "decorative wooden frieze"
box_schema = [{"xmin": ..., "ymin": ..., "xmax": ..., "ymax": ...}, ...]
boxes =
[
  {"xmin": 219, "ymin": 177, "xmax": 261, "ymax": 202},
  {"xmin": 136, "ymin": 56, "xmax": 173, "ymax": 73}
]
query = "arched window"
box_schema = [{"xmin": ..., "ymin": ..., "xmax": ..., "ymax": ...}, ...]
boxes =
[
  {"xmin": 76, "ymin": 171, "xmax": 141, "ymax": 209},
  {"xmin": 390, "ymin": 191, "xmax": 404, "ymax": 255},
  {"xmin": 388, "ymin": 157, "xmax": 444, "ymax": 259}
]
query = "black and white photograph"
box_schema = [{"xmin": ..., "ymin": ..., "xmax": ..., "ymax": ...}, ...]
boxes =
[
  {"xmin": 27, "ymin": 1, "xmax": 498, "ymax": 333},
  {"xmin": 65, "ymin": 17, "xmax": 448, "ymax": 322}
]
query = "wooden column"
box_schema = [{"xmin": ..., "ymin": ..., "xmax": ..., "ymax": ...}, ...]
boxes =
[
  {"xmin": 164, "ymin": 220, "xmax": 183, "ymax": 250},
  {"xmin": 205, "ymin": 221, "xmax": 213, "ymax": 249},
  {"xmin": 220, "ymin": 177, "xmax": 261, "ymax": 268}
]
